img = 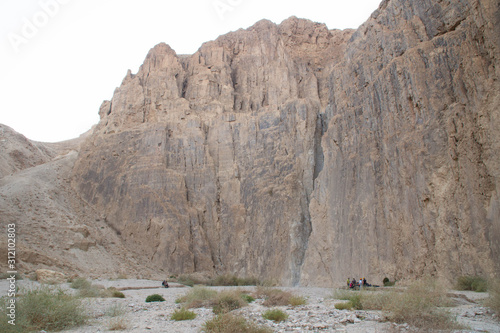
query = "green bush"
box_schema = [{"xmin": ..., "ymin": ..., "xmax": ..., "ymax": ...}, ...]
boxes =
[
  {"xmin": 383, "ymin": 277, "xmax": 396, "ymax": 287},
  {"xmin": 145, "ymin": 294, "xmax": 165, "ymax": 302},
  {"xmin": 262, "ymin": 308, "xmax": 288, "ymax": 322},
  {"xmin": 241, "ymin": 294, "xmax": 255, "ymax": 303},
  {"xmin": 171, "ymin": 308, "xmax": 197, "ymax": 321},
  {"xmin": 203, "ymin": 313, "xmax": 272, "ymax": 333},
  {"xmin": 455, "ymin": 276, "xmax": 488, "ymax": 292},
  {"xmin": 111, "ymin": 290, "xmax": 126, "ymax": 298},
  {"xmin": 0, "ymin": 286, "xmax": 87, "ymax": 332}
]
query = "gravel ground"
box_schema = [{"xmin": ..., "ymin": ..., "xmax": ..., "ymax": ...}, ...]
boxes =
[{"xmin": 1, "ymin": 279, "xmax": 499, "ymax": 332}]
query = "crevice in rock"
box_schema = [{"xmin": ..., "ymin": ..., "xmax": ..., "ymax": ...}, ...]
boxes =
[{"xmin": 313, "ymin": 113, "xmax": 326, "ymax": 185}]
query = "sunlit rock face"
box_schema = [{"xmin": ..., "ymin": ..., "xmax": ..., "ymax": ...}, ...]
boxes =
[{"xmin": 72, "ymin": 0, "xmax": 500, "ymax": 286}]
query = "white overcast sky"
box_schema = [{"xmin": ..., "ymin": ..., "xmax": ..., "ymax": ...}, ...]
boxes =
[{"xmin": 0, "ymin": 0, "xmax": 381, "ymax": 142}]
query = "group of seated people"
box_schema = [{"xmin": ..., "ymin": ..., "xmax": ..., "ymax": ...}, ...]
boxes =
[{"xmin": 347, "ymin": 277, "xmax": 371, "ymax": 288}]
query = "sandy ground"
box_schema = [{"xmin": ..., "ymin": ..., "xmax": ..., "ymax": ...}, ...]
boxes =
[{"xmin": 1, "ymin": 279, "xmax": 499, "ymax": 332}]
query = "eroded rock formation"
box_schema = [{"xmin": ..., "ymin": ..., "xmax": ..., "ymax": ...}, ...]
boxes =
[{"xmin": 69, "ymin": 0, "xmax": 500, "ymax": 286}]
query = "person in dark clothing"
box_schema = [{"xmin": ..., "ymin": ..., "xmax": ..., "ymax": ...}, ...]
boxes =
[{"xmin": 162, "ymin": 280, "xmax": 169, "ymax": 288}]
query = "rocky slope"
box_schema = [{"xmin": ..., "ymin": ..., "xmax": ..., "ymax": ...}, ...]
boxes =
[
  {"xmin": 2, "ymin": 0, "xmax": 498, "ymax": 286},
  {"xmin": 0, "ymin": 128, "xmax": 151, "ymax": 278},
  {"xmin": 72, "ymin": 0, "xmax": 500, "ymax": 286}
]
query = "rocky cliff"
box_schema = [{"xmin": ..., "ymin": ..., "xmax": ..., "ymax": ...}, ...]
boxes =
[{"xmin": 71, "ymin": 0, "xmax": 500, "ymax": 286}]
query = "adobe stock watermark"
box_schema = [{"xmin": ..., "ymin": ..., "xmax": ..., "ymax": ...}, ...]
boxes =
[
  {"xmin": 7, "ymin": 0, "xmax": 73, "ymax": 53},
  {"xmin": 212, "ymin": 0, "xmax": 244, "ymax": 20}
]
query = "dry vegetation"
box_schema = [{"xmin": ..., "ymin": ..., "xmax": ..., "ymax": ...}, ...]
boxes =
[
  {"xmin": 254, "ymin": 287, "xmax": 306, "ymax": 307},
  {"xmin": 175, "ymin": 286, "xmax": 251, "ymax": 314},
  {"xmin": 175, "ymin": 274, "xmax": 261, "ymax": 287},
  {"xmin": 202, "ymin": 313, "xmax": 272, "ymax": 333},
  {"xmin": 486, "ymin": 279, "xmax": 500, "ymax": 316},
  {"xmin": 333, "ymin": 278, "xmax": 464, "ymax": 331},
  {"xmin": 171, "ymin": 307, "xmax": 197, "ymax": 321},
  {"xmin": 70, "ymin": 277, "xmax": 125, "ymax": 298},
  {"xmin": 0, "ymin": 285, "xmax": 87, "ymax": 333}
]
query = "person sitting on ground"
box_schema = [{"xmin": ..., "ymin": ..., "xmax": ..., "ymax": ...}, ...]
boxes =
[{"xmin": 162, "ymin": 280, "xmax": 169, "ymax": 288}]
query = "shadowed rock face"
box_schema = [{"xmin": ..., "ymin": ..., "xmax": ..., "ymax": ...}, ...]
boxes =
[{"xmin": 72, "ymin": 0, "xmax": 500, "ymax": 286}]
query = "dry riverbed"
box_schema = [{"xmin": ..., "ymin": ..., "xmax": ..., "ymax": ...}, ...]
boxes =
[{"xmin": 1, "ymin": 279, "xmax": 499, "ymax": 332}]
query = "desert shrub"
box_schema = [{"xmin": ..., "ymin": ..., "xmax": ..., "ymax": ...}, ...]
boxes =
[
  {"xmin": 241, "ymin": 294, "xmax": 255, "ymax": 303},
  {"xmin": 255, "ymin": 287, "xmax": 298, "ymax": 307},
  {"xmin": 335, "ymin": 301, "xmax": 353, "ymax": 310},
  {"xmin": 332, "ymin": 290, "xmax": 363, "ymax": 309},
  {"xmin": 104, "ymin": 303, "xmax": 128, "ymax": 331},
  {"xmin": 70, "ymin": 277, "xmax": 92, "ymax": 290},
  {"xmin": 176, "ymin": 286, "xmax": 218, "ymax": 308},
  {"xmin": 262, "ymin": 308, "xmax": 288, "ymax": 322},
  {"xmin": 332, "ymin": 288, "xmax": 393, "ymax": 311},
  {"xmin": 347, "ymin": 293, "xmax": 362, "ymax": 310},
  {"xmin": 332, "ymin": 289, "xmax": 353, "ymax": 301},
  {"xmin": 212, "ymin": 290, "xmax": 247, "ymax": 314},
  {"xmin": 289, "ymin": 295, "xmax": 307, "ymax": 306},
  {"xmin": 171, "ymin": 307, "xmax": 197, "ymax": 321},
  {"xmin": 383, "ymin": 277, "xmax": 396, "ymax": 287},
  {"xmin": 209, "ymin": 274, "xmax": 240, "ymax": 286},
  {"xmin": 105, "ymin": 304, "xmax": 127, "ymax": 317},
  {"xmin": 71, "ymin": 279, "xmax": 122, "ymax": 298},
  {"xmin": 177, "ymin": 274, "xmax": 208, "ymax": 287},
  {"xmin": 77, "ymin": 284, "xmax": 106, "ymax": 298},
  {"xmin": 0, "ymin": 286, "xmax": 87, "ymax": 332},
  {"xmin": 455, "ymin": 275, "xmax": 488, "ymax": 292},
  {"xmin": 359, "ymin": 291, "xmax": 391, "ymax": 310},
  {"xmin": 383, "ymin": 278, "xmax": 460, "ymax": 330},
  {"xmin": 203, "ymin": 313, "xmax": 272, "ymax": 333},
  {"xmin": 111, "ymin": 289, "xmax": 126, "ymax": 298},
  {"xmin": 107, "ymin": 317, "xmax": 128, "ymax": 331},
  {"xmin": 485, "ymin": 279, "xmax": 500, "ymax": 316},
  {"xmin": 145, "ymin": 294, "xmax": 165, "ymax": 302},
  {"xmin": 209, "ymin": 274, "xmax": 260, "ymax": 286}
]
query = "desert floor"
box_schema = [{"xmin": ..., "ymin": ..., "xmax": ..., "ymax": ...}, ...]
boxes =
[{"xmin": 1, "ymin": 279, "xmax": 499, "ymax": 332}]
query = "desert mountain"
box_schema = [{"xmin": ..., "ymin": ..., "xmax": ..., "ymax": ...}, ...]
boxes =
[{"xmin": 2, "ymin": 0, "xmax": 499, "ymax": 286}]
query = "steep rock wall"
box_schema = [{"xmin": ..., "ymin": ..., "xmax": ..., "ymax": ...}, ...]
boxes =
[
  {"xmin": 301, "ymin": 0, "xmax": 500, "ymax": 285},
  {"xmin": 72, "ymin": 0, "xmax": 500, "ymax": 286},
  {"xmin": 73, "ymin": 18, "xmax": 352, "ymax": 285}
]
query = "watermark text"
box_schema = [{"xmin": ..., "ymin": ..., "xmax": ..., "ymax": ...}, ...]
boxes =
[
  {"xmin": 7, "ymin": 0, "xmax": 73, "ymax": 53},
  {"xmin": 6, "ymin": 223, "xmax": 17, "ymax": 326},
  {"xmin": 212, "ymin": 0, "xmax": 244, "ymax": 20}
]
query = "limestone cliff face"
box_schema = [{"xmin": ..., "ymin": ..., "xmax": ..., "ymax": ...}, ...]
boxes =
[
  {"xmin": 300, "ymin": 0, "xmax": 500, "ymax": 285},
  {"xmin": 72, "ymin": 0, "xmax": 500, "ymax": 285}
]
